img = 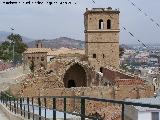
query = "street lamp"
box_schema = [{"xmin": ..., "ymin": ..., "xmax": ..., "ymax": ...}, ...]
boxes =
[
  {"xmin": 12, "ymin": 41, "xmax": 15, "ymax": 64},
  {"xmin": 10, "ymin": 27, "xmax": 15, "ymax": 64},
  {"xmin": 9, "ymin": 41, "xmax": 15, "ymax": 64}
]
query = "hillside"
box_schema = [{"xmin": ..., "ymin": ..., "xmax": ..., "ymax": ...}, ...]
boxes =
[{"xmin": 27, "ymin": 37, "xmax": 85, "ymax": 49}]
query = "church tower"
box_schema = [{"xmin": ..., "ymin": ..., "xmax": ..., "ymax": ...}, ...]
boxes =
[{"xmin": 84, "ymin": 8, "xmax": 120, "ymax": 71}]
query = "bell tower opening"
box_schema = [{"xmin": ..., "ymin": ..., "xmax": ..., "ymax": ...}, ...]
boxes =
[{"xmin": 99, "ymin": 19, "xmax": 104, "ymax": 29}]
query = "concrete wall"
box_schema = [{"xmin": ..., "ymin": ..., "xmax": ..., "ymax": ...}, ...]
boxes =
[
  {"xmin": 125, "ymin": 105, "xmax": 160, "ymax": 120},
  {"xmin": 138, "ymin": 111, "xmax": 160, "ymax": 120},
  {"xmin": 138, "ymin": 112, "xmax": 151, "ymax": 120}
]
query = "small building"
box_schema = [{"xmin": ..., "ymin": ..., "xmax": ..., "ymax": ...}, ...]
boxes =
[
  {"xmin": 23, "ymin": 48, "xmax": 51, "ymax": 69},
  {"xmin": 125, "ymin": 96, "xmax": 160, "ymax": 120},
  {"xmin": 23, "ymin": 47, "xmax": 86, "ymax": 70}
]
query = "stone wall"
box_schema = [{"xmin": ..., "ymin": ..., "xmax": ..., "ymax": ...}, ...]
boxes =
[
  {"xmin": 15, "ymin": 85, "xmax": 153, "ymax": 120},
  {"xmin": 19, "ymin": 84, "xmax": 153, "ymax": 101},
  {"xmin": 102, "ymin": 67, "xmax": 137, "ymax": 82}
]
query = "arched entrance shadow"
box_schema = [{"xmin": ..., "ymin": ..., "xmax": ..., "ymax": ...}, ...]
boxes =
[
  {"xmin": 68, "ymin": 80, "xmax": 76, "ymax": 88},
  {"xmin": 63, "ymin": 63, "xmax": 87, "ymax": 88}
]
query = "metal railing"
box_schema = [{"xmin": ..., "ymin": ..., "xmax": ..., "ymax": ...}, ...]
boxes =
[{"xmin": 1, "ymin": 91, "xmax": 160, "ymax": 120}]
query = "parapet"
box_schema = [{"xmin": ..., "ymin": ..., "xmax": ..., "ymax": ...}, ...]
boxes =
[{"xmin": 84, "ymin": 7, "xmax": 120, "ymax": 15}]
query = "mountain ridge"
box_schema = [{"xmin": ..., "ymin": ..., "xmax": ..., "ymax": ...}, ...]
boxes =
[{"xmin": 27, "ymin": 37, "xmax": 85, "ymax": 49}]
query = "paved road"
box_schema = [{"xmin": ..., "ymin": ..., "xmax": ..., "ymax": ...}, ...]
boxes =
[{"xmin": 0, "ymin": 108, "xmax": 9, "ymax": 120}]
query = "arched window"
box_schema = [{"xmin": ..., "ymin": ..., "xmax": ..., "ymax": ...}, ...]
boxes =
[
  {"xmin": 107, "ymin": 19, "xmax": 111, "ymax": 29},
  {"xmin": 99, "ymin": 19, "xmax": 104, "ymax": 29}
]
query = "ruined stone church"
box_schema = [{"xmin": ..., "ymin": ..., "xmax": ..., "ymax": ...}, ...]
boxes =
[{"xmin": 12, "ymin": 8, "xmax": 153, "ymax": 100}]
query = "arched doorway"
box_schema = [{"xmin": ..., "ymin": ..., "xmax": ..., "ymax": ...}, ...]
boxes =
[{"xmin": 63, "ymin": 63, "xmax": 87, "ymax": 88}]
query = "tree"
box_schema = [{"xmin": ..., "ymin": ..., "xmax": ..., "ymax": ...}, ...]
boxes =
[
  {"xmin": 0, "ymin": 34, "xmax": 27, "ymax": 63},
  {"xmin": 0, "ymin": 41, "xmax": 12, "ymax": 61},
  {"xmin": 7, "ymin": 33, "xmax": 27, "ymax": 54}
]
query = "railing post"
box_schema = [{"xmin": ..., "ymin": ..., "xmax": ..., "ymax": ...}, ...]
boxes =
[
  {"xmin": 14, "ymin": 98, "xmax": 16, "ymax": 114},
  {"xmin": 23, "ymin": 98, "xmax": 25, "ymax": 118},
  {"xmin": 81, "ymin": 97, "xmax": 85, "ymax": 120},
  {"xmin": 4, "ymin": 94, "xmax": 6, "ymax": 106},
  {"xmin": 20, "ymin": 98, "xmax": 23, "ymax": 116},
  {"xmin": 44, "ymin": 98, "xmax": 47, "ymax": 120},
  {"xmin": 64, "ymin": 98, "xmax": 66, "ymax": 120},
  {"xmin": 32, "ymin": 98, "xmax": 34, "ymax": 120},
  {"xmin": 9, "ymin": 97, "xmax": 11, "ymax": 111},
  {"xmin": 38, "ymin": 97, "xmax": 41, "ymax": 120},
  {"xmin": 17, "ymin": 98, "xmax": 19, "ymax": 114},
  {"xmin": 53, "ymin": 98, "xmax": 56, "ymax": 120},
  {"xmin": 3, "ymin": 93, "xmax": 4, "ymax": 104},
  {"xmin": 27, "ymin": 97, "xmax": 30, "ymax": 119},
  {"xmin": 5, "ymin": 94, "xmax": 8, "ymax": 107},
  {"xmin": 121, "ymin": 103, "xmax": 125, "ymax": 120},
  {"xmin": 0, "ymin": 92, "xmax": 2, "ymax": 103}
]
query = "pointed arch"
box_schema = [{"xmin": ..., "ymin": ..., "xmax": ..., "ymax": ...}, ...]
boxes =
[{"xmin": 63, "ymin": 63, "xmax": 87, "ymax": 88}]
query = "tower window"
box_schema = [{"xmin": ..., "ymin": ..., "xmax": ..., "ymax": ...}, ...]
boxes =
[
  {"xmin": 99, "ymin": 19, "xmax": 104, "ymax": 29},
  {"xmin": 103, "ymin": 54, "xmax": 105, "ymax": 58},
  {"xmin": 107, "ymin": 19, "xmax": 111, "ymax": 29},
  {"xmin": 93, "ymin": 54, "xmax": 96, "ymax": 58},
  {"xmin": 41, "ymin": 57, "xmax": 44, "ymax": 61}
]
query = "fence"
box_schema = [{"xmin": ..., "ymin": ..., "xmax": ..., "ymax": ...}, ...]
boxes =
[{"xmin": 1, "ymin": 91, "xmax": 160, "ymax": 120}]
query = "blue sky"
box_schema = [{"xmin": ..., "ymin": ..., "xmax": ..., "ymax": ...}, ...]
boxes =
[{"xmin": 0, "ymin": 0, "xmax": 160, "ymax": 44}]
